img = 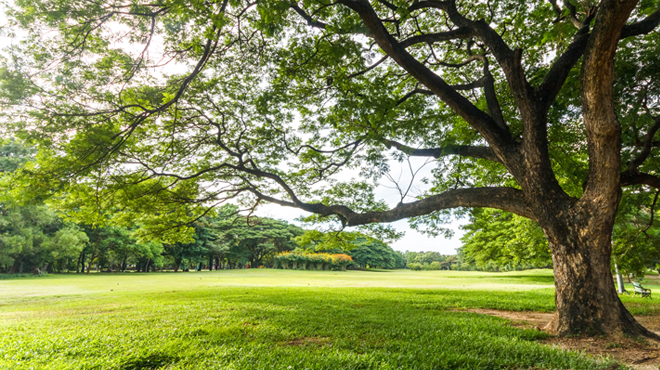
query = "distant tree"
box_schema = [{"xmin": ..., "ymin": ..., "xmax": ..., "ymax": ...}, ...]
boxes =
[
  {"xmin": 404, "ymin": 251, "xmax": 419, "ymax": 268},
  {"xmin": 216, "ymin": 217, "xmax": 303, "ymax": 267},
  {"xmin": 414, "ymin": 252, "xmax": 445, "ymax": 265},
  {"xmin": 392, "ymin": 251, "xmax": 406, "ymax": 269},
  {"xmin": 348, "ymin": 237, "xmax": 397, "ymax": 269},
  {"xmin": 43, "ymin": 225, "xmax": 89, "ymax": 273},
  {"xmin": 612, "ymin": 192, "xmax": 660, "ymax": 278},
  {"xmin": 0, "ymin": 203, "xmax": 59, "ymax": 273},
  {"xmin": 459, "ymin": 208, "xmax": 552, "ymax": 270},
  {"xmin": 80, "ymin": 225, "xmax": 146, "ymax": 273},
  {"xmin": 0, "ymin": 140, "xmax": 88, "ymax": 274}
]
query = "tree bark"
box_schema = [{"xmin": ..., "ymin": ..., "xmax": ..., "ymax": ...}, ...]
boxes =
[{"xmin": 542, "ymin": 211, "xmax": 654, "ymax": 337}]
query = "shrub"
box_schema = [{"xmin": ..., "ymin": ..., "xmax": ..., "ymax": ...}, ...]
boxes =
[
  {"xmin": 429, "ymin": 261, "xmax": 442, "ymax": 270},
  {"xmin": 273, "ymin": 252, "xmax": 351, "ymax": 271},
  {"xmin": 407, "ymin": 263, "xmax": 422, "ymax": 271},
  {"xmin": 333, "ymin": 254, "xmax": 353, "ymax": 271}
]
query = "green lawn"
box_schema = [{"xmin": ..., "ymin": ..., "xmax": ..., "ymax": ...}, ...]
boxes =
[{"xmin": 0, "ymin": 269, "xmax": 656, "ymax": 369}]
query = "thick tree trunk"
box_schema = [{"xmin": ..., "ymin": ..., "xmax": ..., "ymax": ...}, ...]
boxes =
[{"xmin": 543, "ymin": 211, "xmax": 656, "ymax": 338}]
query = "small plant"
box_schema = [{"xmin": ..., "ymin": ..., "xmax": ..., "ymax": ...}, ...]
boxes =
[{"xmin": 605, "ymin": 342, "xmax": 622, "ymax": 349}]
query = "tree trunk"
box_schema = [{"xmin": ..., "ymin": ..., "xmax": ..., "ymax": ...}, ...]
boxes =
[
  {"xmin": 541, "ymin": 0, "xmax": 658, "ymax": 339},
  {"xmin": 543, "ymin": 212, "xmax": 655, "ymax": 337},
  {"xmin": 77, "ymin": 251, "xmax": 84, "ymax": 273},
  {"xmin": 86, "ymin": 254, "xmax": 96, "ymax": 274},
  {"xmin": 615, "ymin": 264, "xmax": 627, "ymax": 294}
]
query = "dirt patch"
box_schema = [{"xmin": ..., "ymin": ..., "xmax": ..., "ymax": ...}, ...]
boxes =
[
  {"xmin": 458, "ymin": 309, "xmax": 660, "ymax": 370},
  {"xmin": 284, "ymin": 337, "xmax": 330, "ymax": 346},
  {"xmin": 461, "ymin": 309, "xmax": 554, "ymax": 329}
]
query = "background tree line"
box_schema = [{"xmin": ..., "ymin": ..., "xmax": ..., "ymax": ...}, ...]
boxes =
[
  {"xmin": 3, "ymin": 139, "xmax": 655, "ymax": 276},
  {"xmin": 0, "ymin": 140, "xmax": 412, "ymax": 274}
]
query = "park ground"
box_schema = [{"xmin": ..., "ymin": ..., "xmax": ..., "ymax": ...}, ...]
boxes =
[{"xmin": 1, "ymin": 269, "xmax": 660, "ymax": 369}]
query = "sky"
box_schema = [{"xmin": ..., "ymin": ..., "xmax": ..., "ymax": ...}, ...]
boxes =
[
  {"xmin": 255, "ymin": 203, "xmax": 467, "ymax": 255},
  {"xmin": 255, "ymin": 156, "xmax": 468, "ymax": 255}
]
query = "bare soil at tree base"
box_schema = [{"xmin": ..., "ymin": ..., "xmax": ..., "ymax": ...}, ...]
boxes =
[{"xmin": 459, "ymin": 308, "xmax": 660, "ymax": 370}]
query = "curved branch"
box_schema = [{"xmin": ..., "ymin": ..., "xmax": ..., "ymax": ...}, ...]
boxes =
[
  {"xmin": 386, "ymin": 140, "xmax": 501, "ymax": 163},
  {"xmin": 621, "ymin": 171, "xmax": 660, "ymax": 189},
  {"xmin": 395, "ymin": 80, "xmax": 486, "ymax": 105},
  {"xmin": 254, "ymin": 187, "xmax": 535, "ymax": 225},
  {"xmin": 291, "ymin": 3, "xmax": 328, "ymax": 29},
  {"xmin": 337, "ymin": 0, "xmax": 513, "ymax": 154},
  {"xmin": 538, "ymin": 28, "xmax": 590, "ymax": 110},
  {"xmin": 441, "ymin": 0, "xmax": 532, "ymax": 103},
  {"xmin": 627, "ymin": 115, "xmax": 660, "ymax": 172},
  {"xmin": 541, "ymin": 7, "xmax": 660, "ymax": 109},
  {"xmin": 621, "ymin": 8, "xmax": 660, "ymax": 38},
  {"xmin": 399, "ymin": 27, "xmax": 475, "ymax": 48}
]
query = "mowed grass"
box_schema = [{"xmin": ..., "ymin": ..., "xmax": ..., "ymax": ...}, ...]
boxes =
[{"xmin": 0, "ymin": 269, "xmax": 655, "ymax": 370}]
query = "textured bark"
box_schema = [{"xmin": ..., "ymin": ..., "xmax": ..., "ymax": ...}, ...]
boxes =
[{"xmin": 542, "ymin": 211, "xmax": 655, "ymax": 337}]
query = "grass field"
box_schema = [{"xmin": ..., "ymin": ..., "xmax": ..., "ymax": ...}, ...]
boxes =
[{"xmin": 1, "ymin": 269, "xmax": 658, "ymax": 370}]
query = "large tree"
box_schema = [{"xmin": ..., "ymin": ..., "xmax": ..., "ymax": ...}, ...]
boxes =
[{"xmin": 2, "ymin": 0, "xmax": 660, "ymax": 337}]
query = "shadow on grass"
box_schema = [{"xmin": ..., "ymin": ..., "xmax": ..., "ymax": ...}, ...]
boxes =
[{"xmin": 118, "ymin": 353, "xmax": 179, "ymax": 370}]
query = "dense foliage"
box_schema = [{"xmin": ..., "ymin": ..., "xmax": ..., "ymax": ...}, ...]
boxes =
[
  {"xmin": 273, "ymin": 251, "xmax": 353, "ymax": 270},
  {"xmin": 404, "ymin": 250, "xmax": 457, "ymax": 271},
  {"xmin": 458, "ymin": 209, "xmax": 552, "ymax": 271},
  {"xmin": 0, "ymin": 140, "xmax": 88, "ymax": 274}
]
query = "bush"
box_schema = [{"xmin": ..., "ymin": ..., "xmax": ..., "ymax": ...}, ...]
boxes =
[
  {"xmin": 273, "ymin": 252, "xmax": 352, "ymax": 271},
  {"xmin": 407, "ymin": 263, "xmax": 422, "ymax": 271}
]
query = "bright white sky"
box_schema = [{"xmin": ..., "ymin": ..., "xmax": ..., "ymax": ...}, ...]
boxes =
[
  {"xmin": 258, "ymin": 201, "xmax": 467, "ymax": 254},
  {"xmin": 255, "ymin": 155, "xmax": 467, "ymax": 255}
]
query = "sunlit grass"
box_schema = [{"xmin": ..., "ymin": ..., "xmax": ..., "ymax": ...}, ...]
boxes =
[{"xmin": 0, "ymin": 269, "xmax": 648, "ymax": 369}]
